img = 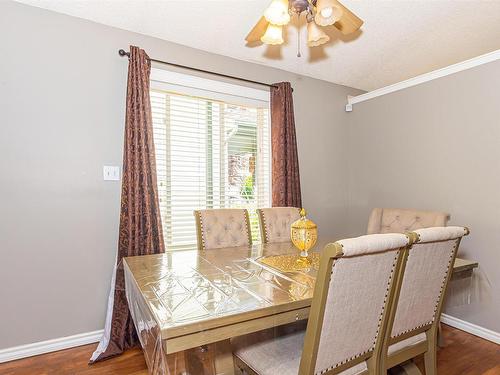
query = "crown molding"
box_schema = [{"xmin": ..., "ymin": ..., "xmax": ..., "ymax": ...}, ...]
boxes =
[{"xmin": 346, "ymin": 49, "xmax": 500, "ymax": 112}]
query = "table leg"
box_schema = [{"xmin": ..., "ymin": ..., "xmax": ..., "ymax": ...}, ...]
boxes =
[
  {"xmin": 215, "ymin": 340, "xmax": 235, "ymax": 375},
  {"xmin": 165, "ymin": 352, "xmax": 187, "ymax": 374},
  {"xmin": 185, "ymin": 345, "xmax": 216, "ymax": 374},
  {"xmin": 183, "ymin": 340, "xmax": 234, "ymax": 375}
]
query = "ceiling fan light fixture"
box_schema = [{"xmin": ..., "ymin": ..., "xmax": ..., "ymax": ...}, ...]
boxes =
[
  {"xmin": 261, "ymin": 23, "xmax": 284, "ymax": 45},
  {"xmin": 246, "ymin": 0, "xmax": 362, "ymax": 55},
  {"xmin": 263, "ymin": 0, "xmax": 290, "ymax": 26},
  {"xmin": 314, "ymin": 0, "xmax": 343, "ymax": 26},
  {"xmin": 307, "ymin": 21, "xmax": 330, "ymax": 47}
]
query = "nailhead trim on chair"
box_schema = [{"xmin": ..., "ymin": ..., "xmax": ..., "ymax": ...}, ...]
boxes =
[
  {"xmin": 373, "ymin": 252, "xmax": 399, "ymax": 346},
  {"xmin": 316, "ymin": 248, "xmax": 400, "ymax": 375},
  {"xmin": 258, "ymin": 208, "xmax": 300, "ymax": 244},
  {"xmin": 196, "ymin": 211, "xmax": 207, "ymax": 250},
  {"xmin": 243, "ymin": 210, "xmax": 252, "ymax": 245},
  {"xmin": 392, "ymin": 322, "xmax": 433, "ymax": 339},
  {"xmin": 259, "ymin": 210, "xmax": 269, "ymax": 244},
  {"xmin": 432, "ymin": 239, "xmax": 459, "ymax": 318},
  {"xmin": 391, "ymin": 238, "xmax": 459, "ymax": 339}
]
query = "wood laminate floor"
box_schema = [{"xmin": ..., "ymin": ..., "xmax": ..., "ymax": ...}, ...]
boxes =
[{"xmin": 0, "ymin": 325, "xmax": 498, "ymax": 375}]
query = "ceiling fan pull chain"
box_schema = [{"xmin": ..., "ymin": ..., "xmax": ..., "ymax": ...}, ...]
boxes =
[{"xmin": 297, "ymin": 15, "xmax": 302, "ymax": 57}]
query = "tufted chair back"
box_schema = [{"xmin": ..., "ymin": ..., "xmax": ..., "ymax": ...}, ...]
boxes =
[
  {"xmin": 367, "ymin": 208, "xmax": 450, "ymax": 235},
  {"xmin": 257, "ymin": 207, "xmax": 301, "ymax": 244},
  {"xmin": 299, "ymin": 233, "xmax": 414, "ymax": 375},
  {"xmin": 194, "ymin": 209, "xmax": 252, "ymax": 250}
]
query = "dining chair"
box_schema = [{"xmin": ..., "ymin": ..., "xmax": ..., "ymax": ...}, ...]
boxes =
[
  {"xmin": 380, "ymin": 226, "xmax": 469, "ymax": 375},
  {"xmin": 232, "ymin": 232, "xmax": 416, "ymax": 375},
  {"xmin": 257, "ymin": 207, "xmax": 301, "ymax": 243},
  {"xmin": 194, "ymin": 208, "xmax": 252, "ymax": 250},
  {"xmin": 367, "ymin": 208, "xmax": 450, "ymax": 235}
]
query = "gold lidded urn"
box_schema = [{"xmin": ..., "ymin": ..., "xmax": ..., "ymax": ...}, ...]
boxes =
[{"xmin": 291, "ymin": 208, "xmax": 318, "ymax": 268}]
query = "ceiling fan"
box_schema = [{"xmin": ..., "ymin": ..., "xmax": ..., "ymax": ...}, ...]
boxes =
[{"xmin": 246, "ymin": 0, "xmax": 363, "ymax": 55}]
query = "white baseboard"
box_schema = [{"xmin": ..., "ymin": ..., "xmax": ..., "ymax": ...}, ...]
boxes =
[
  {"xmin": 0, "ymin": 330, "xmax": 103, "ymax": 364},
  {"xmin": 441, "ymin": 314, "xmax": 500, "ymax": 345},
  {"xmin": 1, "ymin": 315, "xmax": 498, "ymax": 364}
]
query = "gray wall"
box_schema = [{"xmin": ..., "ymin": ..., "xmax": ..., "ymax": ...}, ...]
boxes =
[
  {"xmin": 0, "ymin": 1, "xmax": 361, "ymax": 349},
  {"xmin": 346, "ymin": 60, "xmax": 500, "ymax": 333},
  {"xmin": 5, "ymin": 0, "xmax": 496, "ymax": 351}
]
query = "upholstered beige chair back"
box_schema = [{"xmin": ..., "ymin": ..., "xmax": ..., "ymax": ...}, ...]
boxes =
[
  {"xmin": 367, "ymin": 208, "xmax": 450, "ymax": 234},
  {"xmin": 300, "ymin": 233, "xmax": 413, "ymax": 375},
  {"xmin": 194, "ymin": 209, "xmax": 252, "ymax": 250},
  {"xmin": 257, "ymin": 207, "xmax": 301, "ymax": 243},
  {"xmin": 390, "ymin": 226, "xmax": 468, "ymax": 339}
]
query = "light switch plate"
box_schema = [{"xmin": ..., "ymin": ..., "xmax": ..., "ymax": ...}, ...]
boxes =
[{"xmin": 103, "ymin": 166, "xmax": 120, "ymax": 181}]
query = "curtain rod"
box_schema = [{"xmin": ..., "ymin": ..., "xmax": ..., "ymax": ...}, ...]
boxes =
[{"xmin": 118, "ymin": 49, "xmax": 283, "ymax": 90}]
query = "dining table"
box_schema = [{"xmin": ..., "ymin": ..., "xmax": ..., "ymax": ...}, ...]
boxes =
[{"xmin": 123, "ymin": 239, "xmax": 478, "ymax": 375}]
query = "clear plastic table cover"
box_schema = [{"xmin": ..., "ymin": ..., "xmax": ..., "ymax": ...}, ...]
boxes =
[
  {"xmin": 446, "ymin": 261, "xmax": 485, "ymax": 307},
  {"xmin": 123, "ymin": 241, "xmax": 478, "ymax": 375},
  {"xmin": 123, "ymin": 241, "xmax": 322, "ymax": 375}
]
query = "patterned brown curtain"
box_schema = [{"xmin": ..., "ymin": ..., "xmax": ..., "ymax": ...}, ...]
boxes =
[
  {"xmin": 270, "ymin": 82, "xmax": 302, "ymax": 207},
  {"xmin": 90, "ymin": 45, "xmax": 165, "ymax": 363}
]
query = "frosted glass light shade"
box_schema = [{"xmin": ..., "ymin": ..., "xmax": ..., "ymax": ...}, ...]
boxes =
[
  {"xmin": 315, "ymin": 0, "xmax": 343, "ymax": 26},
  {"xmin": 261, "ymin": 24, "xmax": 284, "ymax": 45},
  {"xmin": 307, "ymin": 22, "xmax": 330, "ymax": 47},
  {"xmin": 264, "ymin": 0, "xmax": 290, "ymax": 26}
]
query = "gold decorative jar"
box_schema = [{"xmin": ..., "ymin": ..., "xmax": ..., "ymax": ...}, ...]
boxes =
[{"xmin": 291, "ymin": 208, "xmax": 318, "ymax": 268}]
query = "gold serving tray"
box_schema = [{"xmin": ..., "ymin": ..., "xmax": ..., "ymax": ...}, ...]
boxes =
[{"xmin": 257, "ymin": 252, "xmax": 321, "ymax": 273}]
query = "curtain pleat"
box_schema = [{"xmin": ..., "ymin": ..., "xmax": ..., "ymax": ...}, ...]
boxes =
[
  {"xmin": 90, "ymin": 45, "xmax": 165, "ymax": 363},
  {"xmin": 270, "ymin": 82, "xmax": 302, "ymax": 207}
]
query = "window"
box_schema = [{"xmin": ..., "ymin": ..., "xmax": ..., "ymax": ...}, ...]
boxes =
[{"xmin": 151, "ymin": 69, "xmax": 271, "ymax": 250}]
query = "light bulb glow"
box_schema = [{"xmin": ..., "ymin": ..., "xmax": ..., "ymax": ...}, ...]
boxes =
[
  {"xmin": 307, "ymin": 21, "xmax": 330, "ymax": 47},
  {"xmin": 261, "ymin": 24, "xmax": 284, "ymax": 45},
  {"xmin": 315, "ymin": 0, "xmax": 343, "ymax": 26},
  {"xmin": 264, "ymin": 0, "xmax": 290, "ymax": 26},
  {"xmin": 320, "ymin": 7, "xmax": 333, "ymax": 18}
]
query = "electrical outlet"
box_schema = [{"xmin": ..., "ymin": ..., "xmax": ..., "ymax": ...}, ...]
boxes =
[{"xmin": 103, "ymin": 166, "xmax": 120, "ymax": 181}]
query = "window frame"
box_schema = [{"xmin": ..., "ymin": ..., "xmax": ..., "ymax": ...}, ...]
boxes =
[{"xmin": 150, "ymin": 68, "xmax": 272, "ymax": 250}]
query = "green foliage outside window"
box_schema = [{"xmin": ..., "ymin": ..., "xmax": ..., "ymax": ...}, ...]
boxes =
[{"xmin": 240, "ymin": 175, "xmax": 254, "ymax": 201}]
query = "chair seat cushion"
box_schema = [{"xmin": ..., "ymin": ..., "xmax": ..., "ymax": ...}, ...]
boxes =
[
  {"xmin": 388, "ymin": 333, "xmax": 427, "ymax": 355},
  {"xmin": 232, "ymin": 329, "xmax": 368, "ymax": 375}
]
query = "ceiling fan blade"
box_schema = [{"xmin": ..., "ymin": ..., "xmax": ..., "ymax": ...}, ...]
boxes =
[
  {"xmin": 245, "ymin": 16, "xmax": 269, "ymax": 43},
  {"xmin": 333, "ymin": 0, "xmax": 363, "ymax": 35}
]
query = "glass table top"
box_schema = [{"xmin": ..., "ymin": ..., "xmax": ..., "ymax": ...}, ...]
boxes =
[{"xmin": 123, "ymin": 241, "xmax": 327, "ymax": 339}]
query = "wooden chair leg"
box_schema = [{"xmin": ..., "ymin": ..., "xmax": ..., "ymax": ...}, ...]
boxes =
[
  {"xmin": 424, "ymin": 326, "xmax": 438, "ymax": 375},
  {"xmin": 423, "ymin": 348, "xmax": 437, "ymax": 375},
  {"xmin": 437, "ymin": 323, "xmax": 445, "ymax": 348}
]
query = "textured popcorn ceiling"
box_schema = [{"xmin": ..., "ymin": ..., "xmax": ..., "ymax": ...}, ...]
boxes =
[{"xmin": 15, "ymin": 0, "xmax": 500, "ymax": 91}]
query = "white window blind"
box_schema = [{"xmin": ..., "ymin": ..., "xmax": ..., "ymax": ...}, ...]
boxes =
[{"xmin": 151, "ymin": 71, "xmax": 271, "ymax": 250}]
